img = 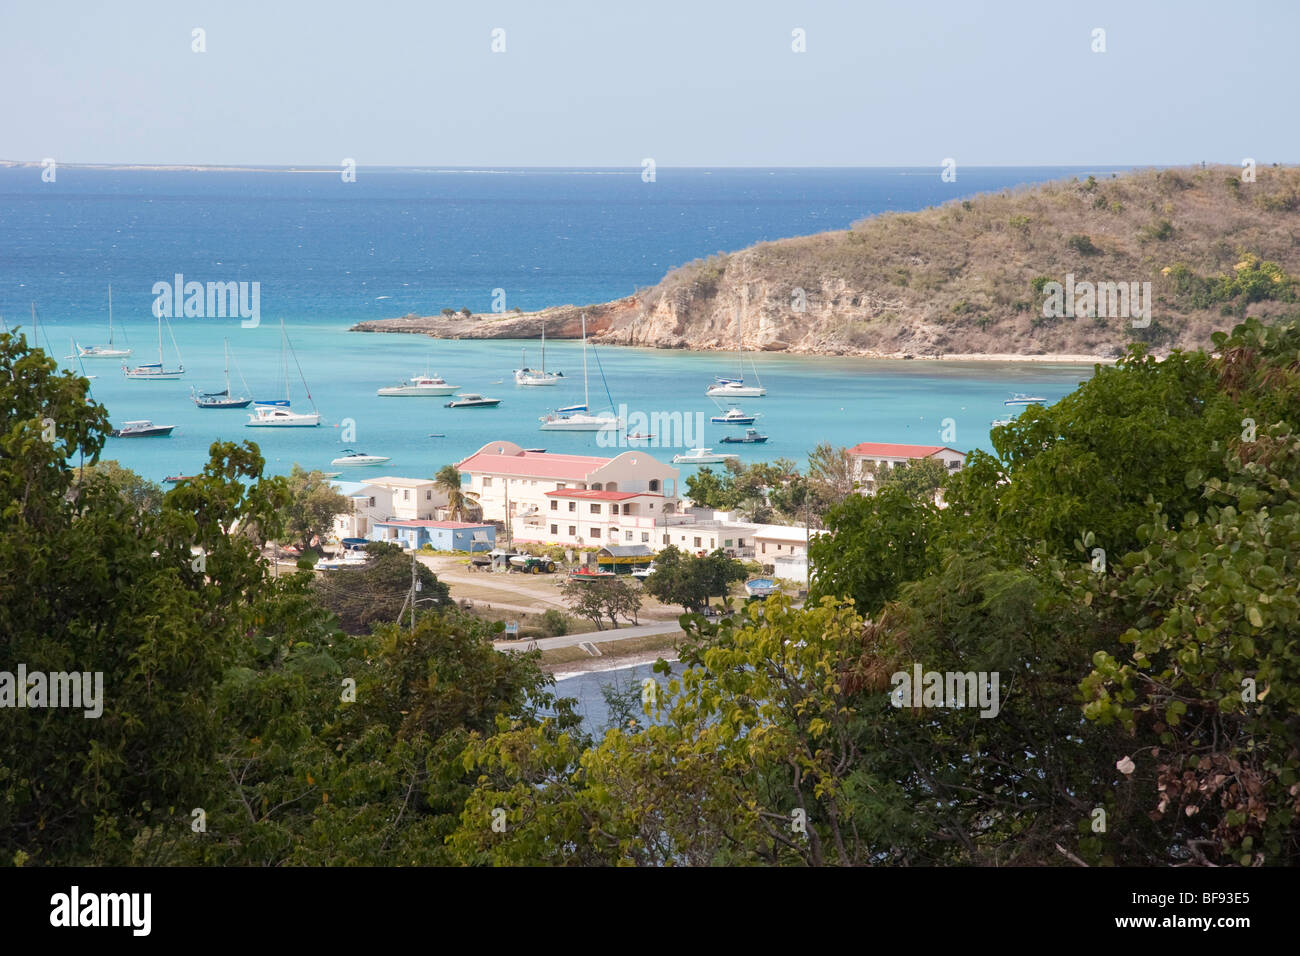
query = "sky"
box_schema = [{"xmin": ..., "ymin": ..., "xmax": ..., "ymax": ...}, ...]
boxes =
[{"xmin": 1, "ymin": 0, "xmax": 1294, "ymax": 167}]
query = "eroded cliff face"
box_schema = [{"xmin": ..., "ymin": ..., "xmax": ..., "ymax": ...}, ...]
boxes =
[{"xmin": 353, "ymin": 165, "xmax": 1300, "ymax": 359}]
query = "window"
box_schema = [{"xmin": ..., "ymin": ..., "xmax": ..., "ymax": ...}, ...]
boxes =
[
  {"xmin": 550, "ymin": 500, "xmax": 558, "ymax": 510},
  {"xmin": 426, "ymin": 491, "xmax": 431, "ymax": 500},
  {"xmin": 737, "ymin": 538, "xmax": 746, "ymax": 547},
  {"xmin": 368, "ymin": 497, "xmax": 375, "ymax": 507},
  {"xmin": 482, "ymin": 477, "xmax": 492, "ymax": 488},
  {"xmin": 649, "ymin": 479, "xmax": 660, "ymax": 492},
  {"xmin": 403, "ymin": 490, "xmax": 410, "ymax": 501},
  {"xmin": 610, "ymin": 504, "xmax": 619, "ymax": 515},
  {"xmin": 568, "ymin": 501, "xmax": 576, "ymax": 512},
  {"xmin": 550, "ymin": 524, "xmax": 558, "ymax": 535},
  {"xmin": 625, "ymin": 531, "xmax": 633, "ymax": 541},
  {"xmin": 568, "ymin": 526, "xmax": 576, "ymax": 536},
  {"xmin": 642, "ymin": 532, "xmax": 650, "ymax": 543},
  {"xmin": 591, "ymin": 527, "xmax": 601, "ymax": 537},
  {"xmin": 693, "ymin": 537, "xmax": 702, "ymax": 548},
  {"xmin": 591, "ymin": 482, "xmax": 602, "ymax": 491},
  {"xmin": 590, "ymin": 503, "xmax": 601, "ymax": 514},
  {"xmin": 762, "ymin": 543, "xmax": 767, "ymax": 554},
  {"xmin": 724, "ymin": 539, "xmax": 733, "ymax": 548},
  {"xmin": 662, "ymin": 534, "xmax": 669, "ymax": 545},
  {"xmin": 649, "ymin": 502, "xmax": 654, "ymax": 510}
]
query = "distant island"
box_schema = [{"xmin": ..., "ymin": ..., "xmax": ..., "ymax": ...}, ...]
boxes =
[{"xmin": 353, "ymin": 164, "xmax": 1300, "ymax": 359}]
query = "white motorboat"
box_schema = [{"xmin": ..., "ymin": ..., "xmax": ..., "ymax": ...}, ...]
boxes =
[
  {"xmin": 330, "ymin": 450, "xmax": 392, "ymax": 466},
  {"xmin": 79, "ymin": 285, "xmax": 132, "ymax": 358},
  {"xmin": 377, "ymin": 373, "xmax": 459, "ymax": 396},
  {"xmin": 246, "ymin": 320, "xmax": 321, "ymax": 427},
  {"xmin": 672, "ymin": 447, "xmax": 739, "ymax": 465},
  {"xmin": 539, "ymin": 313, "xmax": 622, "ymax": 431},
  {"xmin": 631, "ymin": 562, "xmax": 656, "ymax": 580},
  {"xmin": 124, "ymin": 306, "xmax": 184, "ymax": 379},
  {"xmin": 991, "ymin": 418, "xmax": 1014, "ymax": 427},
  {"xmin": 514, "ymin": 323, "xmax": 563, "ymax": 386},
  {"xmin": 1004, "ymin": 393, "xmax": 1047, "ymax": 407},
  {"xmin": 445, "ymin": 393, "xmax": 502, "ymax": 408},
  {"xmin": 710, "ymin": 406, "xmax": 759, "ymax": 425},
  {"xmin": 111, "ymin": 419, "xmax": 175, "ymax": 438}
]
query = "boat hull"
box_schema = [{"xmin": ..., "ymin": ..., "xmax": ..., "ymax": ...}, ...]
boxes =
[
  {"xmin": 539, "ymin": 415, "xmax": 621, "ymax": 431},
  {"xmin": 706, "ymin": 385, "xmax": 765, "ymax": 397},
  {"xmin": 377, "ymin": 386, "xmax": 458, "ymax": 396}
]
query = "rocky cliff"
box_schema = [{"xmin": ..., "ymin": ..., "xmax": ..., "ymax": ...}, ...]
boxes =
[{"xmin": 353, "ymin": 165, "xmax": 1300, "ymax": 358}]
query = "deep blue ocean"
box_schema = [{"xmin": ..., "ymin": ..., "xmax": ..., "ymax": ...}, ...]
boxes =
[{"xmin": 0, "ymin": 165, "xmax": 1124, "ymax": 481}]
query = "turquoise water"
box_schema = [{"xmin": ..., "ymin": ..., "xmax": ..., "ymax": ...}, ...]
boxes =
[
  {"xmin": 41, "ymin": 322, "xmax": 1091, "ymax": 481},
  {"xmin": 2, "ymin": 165, "xmax": 1115, "ymax": 479}
]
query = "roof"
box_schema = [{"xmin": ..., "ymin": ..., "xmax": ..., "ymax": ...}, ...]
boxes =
[
  {"xmin": 752, "ymin": 524, "xmax": 829, "ymax": 544},
  {"xmin": 847, "ymin": 443, "xmax": 966, "ymax": 459},
  {"xmin": 330, "ymin": 480, "xmax": 372, "ymax": 496},
  {"xmin": 597, "ymin": 544, "xmax": 654, "ymax": 558},
  {"xmin": 458, "ymin": 446, "xmax": 612, "ymax": 481},
  {"xmin": 366, "ymin": 476, "xmax": 435, "ymax": 488},
  {"xmin": 372, "ymin": 520, "xmax": 493, "ymax": 529},
  {"xmin": 544, "ymin": 489, "xmax": 662, "ymax": 501}
]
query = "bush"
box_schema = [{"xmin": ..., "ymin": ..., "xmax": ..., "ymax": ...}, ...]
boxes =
[
  {"xmin": 1139, "ymin": 219, "xmax": 1175, "ymax": 242},
  {"xmin": 541, "ymin": 609, "xmax": 570, "ymax": 637},
  {"xmin": 1066, "ymin": 234, "xmax": 1101, "ymax": 256}
]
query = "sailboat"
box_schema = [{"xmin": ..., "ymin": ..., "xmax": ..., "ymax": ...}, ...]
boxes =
[
  {"xmin": 538, "ymin": 314, "xmax": 621, "ymax": 431},
  {"xmin": 514, "ymin": 323, "xmax": 564, "ymax": 386},
  {"xmin": 66, "ymin": 338, "xmax": 97, "ymax": 380},
  {"xmin": 246, "ymin": 320, "xmax": 321, "ymax": 426},
  {"xmin": 192, "ymin": 339, "xmax": 252, "ymax": 408},
  {"xmin": 705, "ymin": 307, "xmax": 765, "ymax": 397},
  {"xmin": 79, "ymin": 285, "xmax": 132, "ymax": 358},
  {"xmin": 123, "ymin": 306, "xmax": 184, "ymax": 379}
]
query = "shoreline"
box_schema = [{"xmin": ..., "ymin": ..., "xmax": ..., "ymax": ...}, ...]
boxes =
[{"xmin": 350, "ymin": 317, "xmax": 1116, "ymax": 365}]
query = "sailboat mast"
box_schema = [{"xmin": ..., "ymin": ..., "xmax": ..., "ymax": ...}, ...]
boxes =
[
  {"xmin": 581, "ymin": 313, "xmax": 589, "ymax": 408},
  {"xmin": 224, "ymin": 339, "xmax": 231, "ymax": 392},
  {"xmin": 541, "ymin": 324, "xmax": 546, "ymax": 374},
  {"xmin": 107, "ymin": 284, "xmax": 114, "ymax": 345}
]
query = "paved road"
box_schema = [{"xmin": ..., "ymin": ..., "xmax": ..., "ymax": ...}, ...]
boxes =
[{"xmin": 494, "ymin": 619, "xmax": 685, "ymax": 652}]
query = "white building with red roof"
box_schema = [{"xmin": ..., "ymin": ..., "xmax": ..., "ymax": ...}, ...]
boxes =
[
  {"xmin": 454, "ymin": 440, "xmax": 682, "ymax": 548},
  {"xmin": 846, "ymin": 442, "xmax": 966, "ymax": 493}
]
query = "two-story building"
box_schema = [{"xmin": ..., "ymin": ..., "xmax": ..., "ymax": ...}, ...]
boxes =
[
  {"xmin": 455, "ymin": 440, "xmax": 682, "ymax": 548},
  {"xmin": 846, "ymin": 443, "xmax": 966, "ymax": 494},
  {"xmin": 329, "ymin": 476, "xmax": 448, "ymax": 542}
]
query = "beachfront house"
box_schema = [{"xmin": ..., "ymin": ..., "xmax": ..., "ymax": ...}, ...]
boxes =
[
  {"xmin": 329, "ymin": 476, "xmax": 449, "ymax": 542},
  {"xmin": 752, "ymin": 524, "xmax": 828, "ymax": 584},
  {"xmin": 368, "ymin": 519, "xmax": 495, "ymax": 552},
  {"xmin": 846, "ymin": 443, "xmax": 966, "ymax": 494},
  {"xmin": 455, "ymin": 440, "xmax": 682, "ymax": 548}
]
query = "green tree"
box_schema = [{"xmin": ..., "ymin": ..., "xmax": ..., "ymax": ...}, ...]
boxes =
[
  {"xmin": 683, "ymin": 466, "xmax": 730, "ymax": 509},
  {"xmin": 283, "ymin": 464, "xmax": 349, "ymax": 550},
  {"xmin": 642, "ymin": 545, "xmax": 746, "ymax": 614},
  {"xmin": 0, "ymin": 329, "xmax": 290, "ymax": 864},
  {"xmin": 311, "ymin": 544, "xmax": 450, "ymax": 634},
  {"xmin": 876, "ymin": 457, "xmax": 949, "ymax": 500},
  {"xmin": 435, "ymin": 464, "xmax": 481, "ymax": 521},
  {"xmin": 74, "ymin": 460, "xmax": 165, "ymax": 513}
]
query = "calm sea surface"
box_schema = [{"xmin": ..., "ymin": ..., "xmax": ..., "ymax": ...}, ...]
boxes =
[{"xmin": 0, "ymin": 165, "xmax": 1121, "ymax": 480}]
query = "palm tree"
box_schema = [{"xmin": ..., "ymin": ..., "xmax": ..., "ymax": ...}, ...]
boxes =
[{"xmin": 434, "ymin": 464, "xmax": 481, "ymax": 521}]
